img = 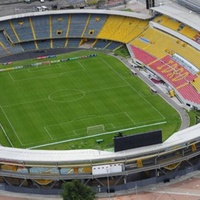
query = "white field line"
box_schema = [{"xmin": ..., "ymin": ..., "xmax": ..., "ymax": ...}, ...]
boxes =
[
  {"xmin": 0, "ymin": 106, "xmax": 23, "ymax": 146},
  {"xmin": 27, "ymin": 63, "xmax": 62, "ymax": 72},
  {"xmin": 28, "ymin": 121, "xmax": 167, "ymax": 149},
  {"xmin": 44, "ymin": 126, "xmax": 53, "ymax": 140},
  {"xmin": 125, "ymin": 112, "xmax": 136, "ymax": 124},
  {"xmin": 46, "ymin": 111, "xmax": 128, "ymax": 128},
  {"xmin": 111, "ymin": 123, "xmax": 115, "ymax": 128},
  {"xmin": 77, "ymin": 61, "xmax": 86, "ymax": 70},
  {"xmin": 86, "ymin": 84, "xmax": 128, "ymax": 93},
  {"xmin": 73, "ymin": 123, "xmax": 113, "ymax": 135},
  {"xmin": 9, "ymin": 63, "xmax": 85, "ymax": 82},
  {"xmin": 2, "ymin": 97, "xmax": 48, "ymax": 108},
  {"xmin": 0, "ymin": 123, "xmax": 13, "ymax": 147},
  {"xmin": 101, "ymin": 58, "xmax": 166, "ymax": 120},
  {"xmin": 8, "ymin": 72, "xmax": 64, "ymax": 82},
  {"xmin": 3, "ymin": 85, "xmax": 127, "ymax": 108},
  {"xmin": 73, "ymin": 130, "xmax": 77, "ymax": 135},
  {"xmin": 28, "ymin": 66, "xmax": 49, "ymax": 72},
  {"xmin": 8, "ymin": 72, "xmax": 15, "ymax": 82},
  {"xmin": 48, "ymin": 89, "xmax": 85, "ymax": 103}
]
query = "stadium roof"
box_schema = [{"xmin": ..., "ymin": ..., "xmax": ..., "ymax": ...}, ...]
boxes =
[
  {"xmin": 151, "ymin": 4, "xmax": 200, "ymax": 32},
  {"xmin": 0, "ymin": 123, "xmax": 200, "ymax": 166},
  {"xmin": 0, "ymin": 9, "xmax": 152, "ymax": 22}
]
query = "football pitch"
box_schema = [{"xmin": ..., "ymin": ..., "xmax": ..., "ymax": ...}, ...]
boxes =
[{"xmin": 0, "ymin": 50, "xmax": 181, "ymax": 150}]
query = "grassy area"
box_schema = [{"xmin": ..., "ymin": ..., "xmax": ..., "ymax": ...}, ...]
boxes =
[
  {"xmin": 114, "ymin": 46, "xmax": 130, "ymax": 58},
  {"xmin": 123, "ymin": 8, "xmax": 134, "ymax": 12},
  {"xmin": 0, "ymin": 50, "xmax": 181, "ymax": 150}
]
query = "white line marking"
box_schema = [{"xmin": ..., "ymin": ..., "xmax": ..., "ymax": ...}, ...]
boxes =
[
  {"xmin": 48, "ymin": 89, "xmax": 85, "ymax": 103},
  {"xmin": 46, "ymin": 112, "xmax": 127, "ymax": 128},
  {"xmin": 111, "ymin": 123, "xmax": 115, "ymax": 128},
  {"xmin": 28, "ymin": 121, "xmax": 167, "ymax": 149},
  {"xmin": 44, "ymin": 126, "xmax": 53, "ymax": 140},
  {"xmin": 73, "ymin": 130, "xmax": 77, "ymax": 135},
  {"xmin": 71, "ymin": 115, "xmax": 97, "ymax": 122},
  {"xmin": 11, "ymin": 60, "xmax": 85, "ymax": 82},
  {"xmin": 101, "ymin": 58, "xmax": 166, "ymax": 120},
  {"xmin": 0, "ymin": 123, "xmax": 13, "ymax": 147},
  {"xmin": 2, "ymin": 97, "xmax": 48, "ymax": 108},
  {"xmin": 78, "ymin": 61, "xmax": 86, "ymax": 70},
  {"xmin": 125, "ymin": 112, "xmax": 135, "ymax": 124},
  {"xmin": 0, "ymin": 106, "xmax": 23, "ymax": 146},
  {"xmin": 86, "ymin": 84, "xmax": 128, "ymax": 93},
  {"xmin": 8, "ymin": 72, "xmax": 15, "ymax": 82},
  {"xmin": 2, "ymin": 85, "xmax": 127, "ymax": 108}
]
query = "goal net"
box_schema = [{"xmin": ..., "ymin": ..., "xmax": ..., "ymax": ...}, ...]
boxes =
[{"xmin": 87, "ymin": 124, "xmax": 105, "ymax": 135}]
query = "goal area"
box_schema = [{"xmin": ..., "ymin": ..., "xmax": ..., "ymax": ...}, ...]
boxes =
[{"xmin": 87, "ymin": 124, "xmax": 105, "ymax": 135}]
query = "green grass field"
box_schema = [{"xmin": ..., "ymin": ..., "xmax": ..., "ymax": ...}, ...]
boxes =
[{"xmin": 0, "ymin": 50, "xmax": 181, "ymax": 150}]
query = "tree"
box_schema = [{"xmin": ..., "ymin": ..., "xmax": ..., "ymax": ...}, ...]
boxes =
[{"xmin": 61, "ymin": 180, "xmax": 96, "ymax": 200}]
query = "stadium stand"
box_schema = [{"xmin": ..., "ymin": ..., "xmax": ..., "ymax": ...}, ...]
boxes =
[
  {"xmin": 1, "ymin": 5, "xmax": 200, "ymax": 194},
  {"xmin": 31, "ymin": 16, "xmax": 50, "ymax": 40},
  {"xmin": 191, "ymin": 76, "xmax": 200, "ymax": 93},
  {"xmin": 97, "ymin": 15, "xmax": 124, "ymax": 40},
  {"xmin": 177, "ymin": 83, "xmax": 200, "ymax": 104},
  {"xmin": 66, "ymin": 38, "xmax": 81, "ymax": 47},
  {"xmin": 0, "ymin": 31, "xmax": 23, "ymax": 55},
  {"xmin": 0, "ymin": 20, "xmax": 19, "ymax": 43},
  {"xmin": 131, "ymin": 27, "xmax": 200, "ymax": 69},
  {"xmin": 83, "ymin": 14, "xmax": 108, "ymax": 38},
  {"xmin": 21, "ymin": 41, "xmax": 36, "ymax": 51},
  {"xmin": 0, "ymin": 32, "xmax": 10, "ymax": 57},
  {"xmin": 131, "ymin": 43, "xmax": 200, "ymax": 104},
  {"xmin": 130, "ymin": 28, "xmax": 167, "ymax": 59},
  {"xmin": 153, "ymin": 15, "xmax": 181, "ymax": 31},
  {"xmin": 37, "ymin": 39, "xmax": 50, "ymax": 50},
  {"xmin": 179, "ymin": 26, "xmax": 198, "ymax": 40},
  {"xmin": 68, "ymin": 14, "xmax": 89, "ymax": 37},
  {"xmin": 52, "ymin": 38, "xmax": 66, "ymax": 48},
  {"xmin": 10, "ymin": 18, "xmax": 34, "ymax": 42},
  {"xmin": 97, "ymin": 15, "xmax": 148, "ymax": 43},
  {"xmin": 105, "ymin": 41, "xmax": 122, "ymax": 50},
  {"xmin": 51, "ymin": 14, "xmax": 69, "ymax": 39},
  {"xmin": 130, "ymin": 45, "xmax": 156, "ymax": 65},
  {"xmin": 93, "ymin": 39, "xmax": 110, "ymax": 49},
  {"xmin": 153, "ymin": 14, "xmax": 199, "ymax": 42}
]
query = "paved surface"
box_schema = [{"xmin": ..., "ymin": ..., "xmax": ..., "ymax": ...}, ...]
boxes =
[{"xmin": 0, "ymin": 48, "xmax": 80, "ymax": 63}]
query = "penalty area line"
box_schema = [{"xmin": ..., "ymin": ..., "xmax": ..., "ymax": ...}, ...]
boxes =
[
  {"xmin": 0, "ymin": 105, "xmax": 24, "ymax": 146},
  {"xmin": 28, "ymin": 121, "xmax": 167, "ymax": 150}
]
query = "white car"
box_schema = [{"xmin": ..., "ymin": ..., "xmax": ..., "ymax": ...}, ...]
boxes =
[
  {"xmin": 41, "ymin": 6, "xmax": 48, "ymax": 11},
  {"xmin": 40, "ymin": 0, "xmax": 45, "ymax": 3},
  {"xmin": 37, "ymin": 6, "xmax": 43, "ymax": 11}
]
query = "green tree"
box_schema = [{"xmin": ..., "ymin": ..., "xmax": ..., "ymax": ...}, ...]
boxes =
[{"xmin": 61, "ymin": 180, "xmax": 96, "ymax": 200}]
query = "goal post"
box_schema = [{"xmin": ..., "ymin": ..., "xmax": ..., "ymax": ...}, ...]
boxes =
[{"xmin": 87, "ymin": 124, "xmax": 105, "ymax": 135}]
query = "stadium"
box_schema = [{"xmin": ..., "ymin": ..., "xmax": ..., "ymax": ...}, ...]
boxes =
[{"xmin": 0, "ymin": 0, "xmax": 200, "ymax": 197}]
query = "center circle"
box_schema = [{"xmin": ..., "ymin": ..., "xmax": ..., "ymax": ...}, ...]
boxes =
[{"xmin": 48, "ymin": 89, "xmax": 85, "ymax": 103}]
